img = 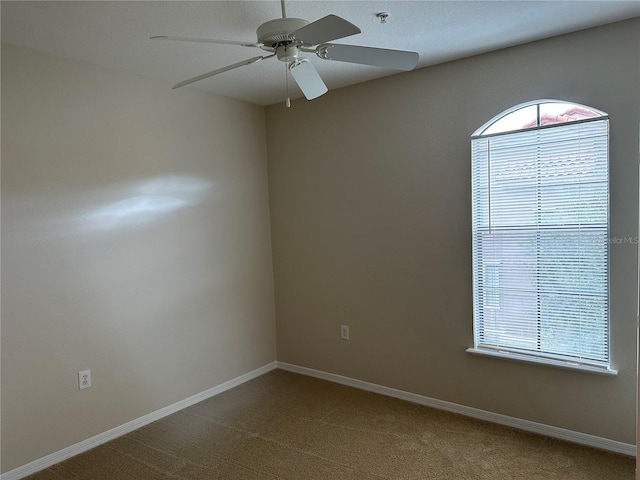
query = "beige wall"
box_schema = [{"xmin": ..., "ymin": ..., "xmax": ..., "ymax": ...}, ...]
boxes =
[
  {"xmin": 267, "ymin": 18, "xmax": 639, "ymax": 445},
  {"xmin": 1, "ymin": 43, "xmax": 276, "ymax": 472}
]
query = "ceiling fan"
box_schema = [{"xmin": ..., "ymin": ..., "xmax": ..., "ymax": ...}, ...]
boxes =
[{"xmin": 151, "ymin": 0, "xmax": 419, "ymax": 104}]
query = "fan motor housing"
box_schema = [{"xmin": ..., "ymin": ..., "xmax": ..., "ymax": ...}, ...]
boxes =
[{"xmin": 256, "ymin": 18, "xmax": 309, "ymax": 46}]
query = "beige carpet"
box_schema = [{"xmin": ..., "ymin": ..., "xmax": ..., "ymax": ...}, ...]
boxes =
[{"xmin": 25, "ymin": 369, "xmax": 634, "ymax": 479}]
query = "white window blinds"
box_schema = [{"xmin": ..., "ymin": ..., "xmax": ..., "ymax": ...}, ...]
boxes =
[{"xmin": 471, "ymin": 117, "xmax": 609, "ymax": 368}]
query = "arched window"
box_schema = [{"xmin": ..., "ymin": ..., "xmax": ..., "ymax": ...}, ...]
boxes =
[{"xmin": 468, "ymin": 100, "xmax": 613, "ymax": 373}]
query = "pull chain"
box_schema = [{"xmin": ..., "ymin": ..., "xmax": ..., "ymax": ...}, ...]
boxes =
[{"xmin": 285, "ymin": 60, "xmax": 291, "ymax": 108}]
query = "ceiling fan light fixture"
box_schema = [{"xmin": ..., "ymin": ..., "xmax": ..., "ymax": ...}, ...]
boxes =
[{"xmin": 276, "ymin": 44, "xmax": 300, "ymax": 63}]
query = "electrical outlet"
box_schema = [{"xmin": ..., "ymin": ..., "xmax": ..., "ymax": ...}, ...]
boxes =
[
  {"xmin": 340, "ymin": 325, "xmax": 350, "ymax": 340},
  {"xmin": 78, "ymin": 369, "xmax": 91, "ymax": 390}
]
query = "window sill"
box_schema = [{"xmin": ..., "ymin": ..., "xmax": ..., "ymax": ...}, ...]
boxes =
[{"xmin": 466, "ymin": 347, "xmax": 618, "ymax": 376}]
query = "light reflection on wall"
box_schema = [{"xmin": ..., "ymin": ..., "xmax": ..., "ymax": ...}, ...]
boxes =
[{"xmin": 78, "ymin": 176, "xmax": 212, "ymax": 232}]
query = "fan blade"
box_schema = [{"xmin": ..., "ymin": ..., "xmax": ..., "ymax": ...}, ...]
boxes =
[
  {"xmin": 292, "ymin": 15, "xmax": 360, "ymax": 45},
  {"xmin": 151, "ymin": 36, "xmax": 261, "ymax": 48},
  {"xmin": 317, "ymin": 44, "xmax": 419, "ymax": 71},
  {"xmin": 288, "ymin": 59, "xmax": 328, "ymax": 100},
  {"xmin": 172, "ymin": 55, "xmax": 270, "ymax": 89}
]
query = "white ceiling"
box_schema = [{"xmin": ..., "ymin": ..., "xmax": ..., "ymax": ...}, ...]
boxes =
[{"xmin": 2, "ymin": 1, "xmax": 639, "ymax": 106}]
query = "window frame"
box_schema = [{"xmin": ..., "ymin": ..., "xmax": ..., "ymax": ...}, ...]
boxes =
[{"xmin": 467, "ymin": 99, "xmax": 616, "ymax": 376}]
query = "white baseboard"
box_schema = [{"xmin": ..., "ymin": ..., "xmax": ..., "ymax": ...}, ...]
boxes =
[
  {"xmin": 0, "ymin": 361, "xmax": 278, "ymax": 480},
  {"xmin": 277, "ymin": 361, "xmax": 636, "ymax": 457},
  {"xmin": 3, "ymin": 359, "xmax": 632, "ymax": 480}
]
